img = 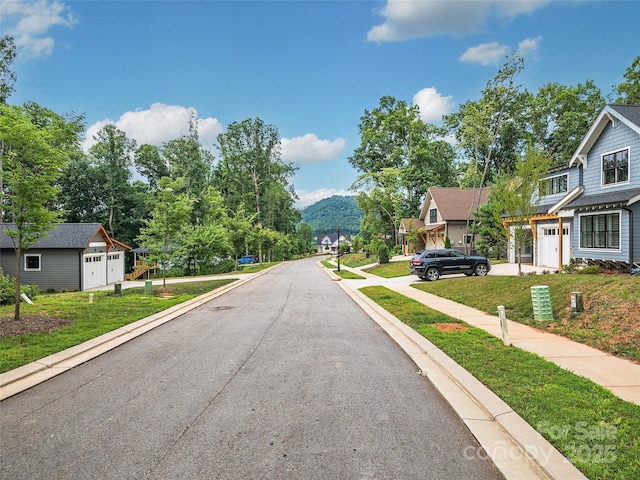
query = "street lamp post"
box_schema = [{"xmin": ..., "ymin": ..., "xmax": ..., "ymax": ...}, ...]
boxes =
[{"xmin": 337, "ymin": 226, "xmax": 341, "ymax": 272}]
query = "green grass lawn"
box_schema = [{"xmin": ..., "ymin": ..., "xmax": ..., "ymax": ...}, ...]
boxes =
[
  {"xmin": 363, "ymin": 260, "xmax": 410, "ymax": 278},
  {"xmin": 361, "ymin": 285, "xmax": 640, "ymax": 480},
  {"xmin": 337, "ymin": 253, "xmax": 376, "ymax": 268},
  {"xmin": 0, "ymin": 279, "xmax": 235, "ymax": 373},
  {"xmin": 411, "ymin": 274, "xmax": 640, "ymax": 362}
]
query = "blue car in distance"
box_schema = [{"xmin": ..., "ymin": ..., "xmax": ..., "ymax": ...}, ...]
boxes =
[{"xmin": 239, "ymin": 255, "xmax": 258, "ymax": 265}]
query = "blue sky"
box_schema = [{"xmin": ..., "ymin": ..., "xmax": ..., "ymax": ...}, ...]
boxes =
[{"xmin": 2, "ymin": 0, "xmax": 639, "ymax": 208}]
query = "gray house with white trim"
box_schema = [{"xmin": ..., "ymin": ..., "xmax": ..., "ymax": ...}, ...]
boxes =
[
  {"xmin": 0, "ymin": 223, "xmax": 131, "ymax": 291},
  {"xmin": 509, "ymin": 105, "xmax": 640, "ymax": 270}
]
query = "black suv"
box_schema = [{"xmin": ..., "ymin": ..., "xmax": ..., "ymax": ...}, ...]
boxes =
[{"xmin": 409, "ymin": 249, "xmax": 491, "ymax": 281}]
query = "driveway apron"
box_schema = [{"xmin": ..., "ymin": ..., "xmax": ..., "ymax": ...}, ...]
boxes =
[{"xmin": 0, "ymin": 258, "xmax": 503, "ymax": 480}]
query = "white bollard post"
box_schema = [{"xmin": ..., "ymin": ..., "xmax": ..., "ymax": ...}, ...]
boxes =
[
  {"xmin": 497, "ymin": 305, "xmax": 511, "ymax": 346},
  {"xmin": 89, "ymin": 293, "xmax": 94, "ymax": 304}
]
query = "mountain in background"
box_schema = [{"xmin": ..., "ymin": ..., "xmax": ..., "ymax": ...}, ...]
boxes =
[{"xmin": 300, "ymin": 195, "xmax": 362, "ymax": 235}]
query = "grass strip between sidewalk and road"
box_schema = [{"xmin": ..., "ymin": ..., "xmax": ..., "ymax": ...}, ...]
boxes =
[
  {"xmin": 320, "ymin": 260, "xmax": 365, "ymax": 279},
  {"xmin": 412, "ymin": 274, "xmax": 640, "ymax": 363},
  {"xmin": 361, "ymin": 285, "xmax": 640, "ymax": 480},
  {"xmin": 0, "ymin": 279, "xmax": 236, "ymax": 373}
]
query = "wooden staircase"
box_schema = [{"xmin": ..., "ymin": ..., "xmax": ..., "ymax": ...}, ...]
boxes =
[{"xmin": 125, "ymin": 261, "xmax": 157, "ymax": 280}]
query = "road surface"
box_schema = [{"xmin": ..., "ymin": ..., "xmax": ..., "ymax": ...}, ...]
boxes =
[{"xmin": 0, "ymin": 258, "xmax": 503, "ymax": 479}]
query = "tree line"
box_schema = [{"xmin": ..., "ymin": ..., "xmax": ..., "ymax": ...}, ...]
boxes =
[
  {"xmin": 0, "ymin": 35, "xmax": 316, "ymax": 319},
  {"xmin": 348, "ymin": 53, "xmax": 640, "ymax": 259}
]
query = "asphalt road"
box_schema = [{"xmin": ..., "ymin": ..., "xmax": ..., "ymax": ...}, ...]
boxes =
[{"xmin": 0, "ymin": 258, "xmax": 504, "ymax": 479}]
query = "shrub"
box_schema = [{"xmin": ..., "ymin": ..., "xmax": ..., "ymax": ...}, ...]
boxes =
[
  {"xmin": 211, "ymin": 259, "xmax": 236, "ymax": 274},
  {"xmin": 377, "ymin": 243, "xmax": 390, "ymax": 264},
  {"xmin": 561, "ymin": 258, "xmax": 578, "ymax": 274},
  {"xmin": 630, "ymin": 267, "xmax": 640, "ymax": 276},
  {"xmin": 0, "ymin": 268, "xmax": 39, "ymax": 305},
  {"xmin": 581, "ymin": 265, "xmax": 601, "ymax": 275}
]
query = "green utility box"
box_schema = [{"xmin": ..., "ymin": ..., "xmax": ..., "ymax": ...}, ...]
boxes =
[
  {"xmin": 145, "ymin": 280, "xmax": 153, "ymax": 294},
  {"xmin": 114, "ymin": 283, "xmax": 122, "ymax": 296},
  {"xmin": 530, "ymin": 285, "xmax": 553, "ymax": 321}
]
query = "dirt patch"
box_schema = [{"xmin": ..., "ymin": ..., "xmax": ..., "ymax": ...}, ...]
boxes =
[
  {"xmin": 0, "ymin": 314, "xmax": 72, "ymax": 337},
  {"xmin": 433, "ymin": 322, "xmax": 468, "ymax": 333}
]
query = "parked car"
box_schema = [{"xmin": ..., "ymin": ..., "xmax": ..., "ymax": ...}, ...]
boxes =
[
  {"xmin": 409, "ymin": 249, "xmax": 491, "ymax": 281},
  {"xmin": 239, "ymin": 255, "xmax": 258, "ymax": 265}
]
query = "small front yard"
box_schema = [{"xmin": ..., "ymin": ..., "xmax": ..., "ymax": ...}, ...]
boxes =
[
  {"xmin": 361, "ymin": 285, "xmax": 640, "ymax": 480},
  {"xmin": 0, "ymin": 279, "xmax": 236, "ymax": 373},
  {"xmin": 412, "ymin": 274, "xmax": 640, "ymax": 363}
]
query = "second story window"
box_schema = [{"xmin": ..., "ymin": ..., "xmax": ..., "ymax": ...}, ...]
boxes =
[
  {"xmin": 602, "ymin": 148, "xmax": 629, "ymax": 185},
  {"xmin": 429, "ymin": 208, "xmax": 437, "ymax": 224},
  {"xmin": 540, "ymin": 174, "xmax": 567, "ymax": 196}
]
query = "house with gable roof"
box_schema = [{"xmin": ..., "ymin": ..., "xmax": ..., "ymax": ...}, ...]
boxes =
[
  {"xmin": 504, "ymin": 104, "xmax": 640, "ymax": 270},
  {"xmin": 400, "ymin": 187, "xmax": 489, "ymax": 255},
  {"xmin": 316, "ymin": 233, "xmax": 352, "ymax": 254},
  {"xmin": 0, "ymin": 223, "xmax": 131, "ymax": 291}
]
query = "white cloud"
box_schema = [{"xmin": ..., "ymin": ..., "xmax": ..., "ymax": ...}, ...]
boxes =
[
  {"xmin": 459, "ymin": 41, "xmax": 509, "ymax": 66},
  {"xmin": 460, "ymin": 35, "xmax": 543, "ymax": 66},
  {"xmin": 412, "ymin": 87, "xmax": 454, "ymax": 122},
  {"xmin": 1, "ymin": 0, "xmax": 78, "ymax": 57},
  {"xmin": 367, "ymin": 0, "xmax": 549, "ymax": 42},
  {"xmin": 82, "ymin": 103, "xmax": 223, "ymax": 152},
  {"xmin": 517, "ymin": 36, "xmax": 542, "ymax": 57},
  {"xmin": 294, "ymin": 188, "xmax": 353, "ymax": 209},
  {"xmin": 281, "ymin": 133, "xmax": 347, "ymax": 165}
]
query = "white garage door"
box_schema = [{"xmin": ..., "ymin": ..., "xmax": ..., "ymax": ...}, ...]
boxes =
[
  {"xmin": 83, "ymin": 253, "xmax": 107, "ymax": 290},
  {"xmin": 540, "ymin": 226, "xmax": 570, "ymax": 268},
  {"xmin": 107, "ymin": 252, "xmax": 124, "ymax": 284}
]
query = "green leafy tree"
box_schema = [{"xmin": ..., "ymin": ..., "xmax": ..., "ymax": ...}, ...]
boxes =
[
  {"xmin": 172, "ymin": 186, "xmax": 229, "ymax": 275},
  {"xmin": 0, "ymin": 35, "xmax": 17, "ymax": 104},
  {"xmin": 137, "ymin": 177, "xmax": 193, "ymax": 287},
  {"xmin": 471, "ymin": 199, "xmax": 508, "ymax": 258},
  {"xmin": 274, "ymin": 232, "xmax": 296, "ymax": 261},
  {"xmin": 215, "ymin": 117, "xmax": 297, "ymax": 231},
  {"xmin": 224, "ymin": 204, "xmax": 256, "ymax": 269},
  {"xmin": 349, "ymin": 96, "xmax": 457, "ymax": 216},
  {"xmin": 530, "ymin": 81, "xmax": 605, "ymax": 165},
  {"xmin": 162, "ymin": 119, "xmax": 214, "ymax": 224},
  {"xmin": 614, "ymin": 55, "xmax": 640, "ymax": 104},
  {"xmin": 134, "ymin": 144, "xmax": 169, "ymax": 190},
  {"xmin": 444, "ymin": 53, "xmax": 529, "ymax": 252},
  {"xmin": 353, "ymin": 168, "xmax": 403, "ymax": 247},
  {"xmin": 88, "ymin": 124, "xmax": 137, "ymax": 238},
  {"xmin": 296, "ymin": 222, "xmax": 314, "ymax": 254},
  {"xmin": 0, "ymin": 103, "xmax": 83, "ymax": 319},
  {"xmin": 56, "ymin": 151, "xmax": 106, "ymax": 222},
  {"xmin": 445, "ymin": 54, "xmax": 529, "ymax": 185},
  {"xmin": 492, "ymin": 148, "xmax": 552, "ymax": 275}
]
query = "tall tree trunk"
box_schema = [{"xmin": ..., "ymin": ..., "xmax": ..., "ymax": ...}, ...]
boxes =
[{"xmin": 14, "ymin": 245, "xmax": 21, "ymax": 321}]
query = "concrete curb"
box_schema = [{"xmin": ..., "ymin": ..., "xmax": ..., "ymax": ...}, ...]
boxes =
[
  {"xmin": 0, "ymin": 265, "xmax": 279, "ymax": 401},
  {"xmin": 320, "ymin": 263, "xmax": 586, "ymax": 480}
]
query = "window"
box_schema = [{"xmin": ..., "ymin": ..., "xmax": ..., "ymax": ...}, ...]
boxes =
[
  {"xmin": 602, "ymin": 148, "xmax": 629, "ymax": 185},
  {"xmin": 580, "ymin": 213, "xmax": 620, "ymax": 249},
  {"xmin": 429, "ymin": 208, "xmax": 437, "ymax": 224},
  {"xmin": 463, "ymin": 234, "xmax": 473, "ymax": 244},
  {"xmin": 540, "ymin": 174, "xmax": 567, "ymax": 196},
  {"xmin": 24, "ymin": 254, "xmax": 41, "ymax": 271}
]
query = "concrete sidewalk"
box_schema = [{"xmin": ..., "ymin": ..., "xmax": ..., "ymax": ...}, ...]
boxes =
[{"xmin": 329, "ymin": 256, "xmax": 640, "ymax": 406}]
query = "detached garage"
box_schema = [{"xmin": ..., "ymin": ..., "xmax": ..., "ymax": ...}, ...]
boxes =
[{"xmin": 0, "ymin": 223, "xmax": 131, "ymax": 292}]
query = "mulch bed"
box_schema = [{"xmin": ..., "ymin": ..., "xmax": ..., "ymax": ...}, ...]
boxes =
[{"xmin": 0, "ymin": 314, "xmax": 72, "ymax": 337}]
